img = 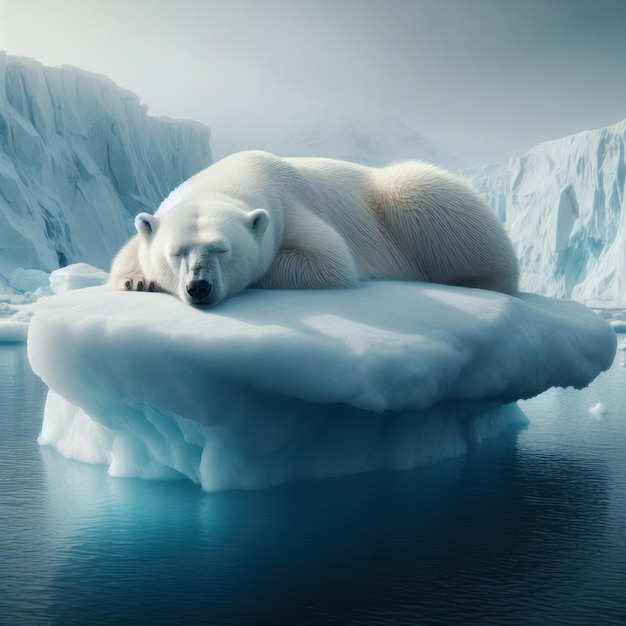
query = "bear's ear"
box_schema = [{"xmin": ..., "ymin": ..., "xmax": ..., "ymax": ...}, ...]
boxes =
[
  {"xmin": 247, "ymin": 208, "xmax": 270, "ymax": 237},
  {"xmin": 135, "ymin": 213, "xmax": 158, "ymax": 237}
]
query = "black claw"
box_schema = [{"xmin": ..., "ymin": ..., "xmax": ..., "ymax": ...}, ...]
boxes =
[
  {"xmin": 137, "ymin": 280, "xmax": 145, "ymax": 291},
  {"xmin": 148, "ymin": 282, "xmax": 155, "ymax": 292},
  {"xmin": 124, "ymin": 279, "xmax": 132, "ymax": 291}
]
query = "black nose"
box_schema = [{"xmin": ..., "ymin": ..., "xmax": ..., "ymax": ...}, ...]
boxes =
[{"xmin": 186, "ymin": 279, "xmax": 212, "ymax": 301}]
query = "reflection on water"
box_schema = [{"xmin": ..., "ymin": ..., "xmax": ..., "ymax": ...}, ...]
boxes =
[{"xmin": 1, "ymin": 345, "xmax": 625, "ymax": 625}]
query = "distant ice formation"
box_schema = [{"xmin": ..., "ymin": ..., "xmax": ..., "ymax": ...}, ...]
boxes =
[
  {"xmin": 0, "ymin": 52, "xmax": 211, "ymax": 282},
  {"xmin": 29, "ymin": 275, "xmax": 616, "ymax": 492},
  {"xmin": 0, "ymin": 263, "xmax": 112, "ymax": 343},
  {"xmin": 466, "ymin": 119, "xmax": 626, "ymax": 302},
  {"xmin": 211, "ymin": 111, "xmax": 440, "ymax": 166},
  {"xmin": 0, "ymin": 267, "xmax": 53, "ymax": 342}
]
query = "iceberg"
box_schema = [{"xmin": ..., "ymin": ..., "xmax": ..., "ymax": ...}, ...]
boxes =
[
  {"xmin": 0, "ymin": 53, "xmax": 211, "ymax": 282},
  {"xmin": 28, "ymin": 279, "xmax": 616, "ymax": 492},
  {"xmin": 467, "ymin": 118, "xmax": 626, "ymax": 301}
]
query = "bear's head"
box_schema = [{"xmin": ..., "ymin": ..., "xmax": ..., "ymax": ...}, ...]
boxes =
[{"xmin": 134, "ymin": 200, "xmax": 274, "ymax": 307}]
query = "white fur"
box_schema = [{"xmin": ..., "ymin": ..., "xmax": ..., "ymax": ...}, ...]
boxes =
[{"xmin": 108, "ymin": 151, "xmax": 519, "ymax": 307}]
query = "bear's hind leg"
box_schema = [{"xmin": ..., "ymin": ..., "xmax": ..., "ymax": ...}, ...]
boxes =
[{"xmin": 255, "ymin": 225, "xmax": 359, "ymax": 290}]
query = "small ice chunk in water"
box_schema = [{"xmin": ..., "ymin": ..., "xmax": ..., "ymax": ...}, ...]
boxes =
[{"xmin": 589, "ymin": 403, "xmax": 607, "ymax": 418}]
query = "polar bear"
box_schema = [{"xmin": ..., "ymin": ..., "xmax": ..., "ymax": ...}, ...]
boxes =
[{"xmin": 108, "ymin": 150, "xmax": 519, "ymax": 307}]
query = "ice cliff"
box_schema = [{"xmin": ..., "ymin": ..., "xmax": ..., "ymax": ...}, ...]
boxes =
[
  {"xmin": 467, "ymin": 119, "xmax": 626, "ymax": 301},
  {"xmin": 0, "ymin": 53, "xmax": 211, "ymax": 286}
]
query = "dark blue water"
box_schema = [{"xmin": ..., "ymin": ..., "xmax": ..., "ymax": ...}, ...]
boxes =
[{"xmin": 1, "ymin": 344, "xmax": 626, "ymax": 625}]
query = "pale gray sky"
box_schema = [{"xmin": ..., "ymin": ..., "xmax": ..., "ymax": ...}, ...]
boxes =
[{"xmin": 1, "ymin": 0, "xmax": 625, "ymax": 155}]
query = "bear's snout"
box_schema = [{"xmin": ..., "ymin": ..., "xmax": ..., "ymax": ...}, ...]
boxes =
[{"xmin": 186, "ymin": 278, "xmax": 212, "ymax": 305}]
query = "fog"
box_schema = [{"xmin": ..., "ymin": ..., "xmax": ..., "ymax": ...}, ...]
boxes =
[{"xmin": 2, "ymin": 0, "xmax": 626, "ymax": 161}]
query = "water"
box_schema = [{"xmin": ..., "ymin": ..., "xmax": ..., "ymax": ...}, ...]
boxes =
[{"xmin": 1, "ymin": 344, "xmax": 625, "ymax": 625}]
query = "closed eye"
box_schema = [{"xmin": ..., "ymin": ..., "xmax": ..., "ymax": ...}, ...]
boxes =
[
  {"xmin": 170, "ymin": 243, "xmax": 230, "ymax": 257},
  {"xmin": 170, "ymin": 247, "xmax": 188, "ymax": 258}
]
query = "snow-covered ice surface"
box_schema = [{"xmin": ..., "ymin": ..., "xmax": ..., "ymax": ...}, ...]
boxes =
[
  {"xmin": 467, "ymin": 119, "xmax": 626, "ymax": 301},
  {"xmin": 0, "ymin": 53, "xmax": 211, "ymax": 280},
  {"xmin": 28, "ymin": 280, "xmax": 616, "ymax": 492}
]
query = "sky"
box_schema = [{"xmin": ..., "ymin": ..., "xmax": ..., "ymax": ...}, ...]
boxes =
[{"xmin": 1, "ymin": 0, "xmax": 626, "ymax": 160}]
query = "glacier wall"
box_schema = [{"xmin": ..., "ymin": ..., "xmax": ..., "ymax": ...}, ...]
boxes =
[
  {"xmin": 0, "ymin": 53, "xmax": 211, "ymax": 283},
  {"xmin": 467, "ymin": 119, "xmax": 626, "ymax": 301}
]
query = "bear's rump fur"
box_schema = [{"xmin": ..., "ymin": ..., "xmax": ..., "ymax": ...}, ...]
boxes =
[
  {"xmin": 365, "ymin": 161, "xmax": 519, "ymax": 293},
  {"xmin": 284, "ymin": 156, "xmax": 519, "ymax": 294}
]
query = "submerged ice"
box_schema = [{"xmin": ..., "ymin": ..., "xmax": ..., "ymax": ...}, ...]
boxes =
[{"xmin": 28, "ymin": 276, "xmax": 616, "ymax": 491}]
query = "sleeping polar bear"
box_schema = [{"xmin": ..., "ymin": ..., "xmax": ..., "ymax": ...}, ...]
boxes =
[{"xmin": 108, "ymin": 150, "xmax": 519, "ymax": 307}]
